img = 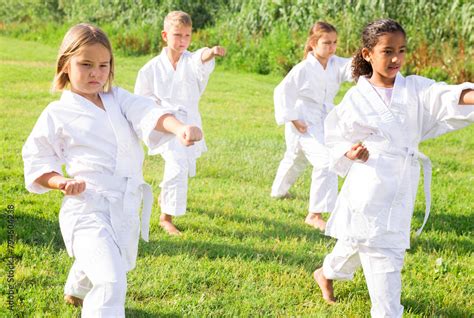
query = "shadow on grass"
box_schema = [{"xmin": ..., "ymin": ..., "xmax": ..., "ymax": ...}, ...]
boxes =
[
  {"xmin": 412, "ymin": 207, "xmax": 473, "ymax": 236},
  {"xmin": 409, "ymin": 234, "xmax": 473, "ymax": 255},
  {"xmin": 410, "ymin": 209, "xmax": 473, "ymax": 254},
  {"xmin": 125, "ymin": 308, "xmax": 181, "ymax": 318},
  {"xmin": 403, "ymin": 297, "xmax": 470, "ymax": 317},
  {"xmin": 10, "ymin": 209, "xmax": 325, "ymax": 270},
  {"xmin": 142, "ymin": 238, "xmax": 321, "ymax": 270},
  {"xmin": 0, "ymin": 212, "xmax": 64, "ymax": 251},
  {"xmin": 186, "ymin": 206, "xmax": 327, "ymax": 242},
  {"xmin": 8, "ymin": 208, "xmax": 473, "ymax": 259}
]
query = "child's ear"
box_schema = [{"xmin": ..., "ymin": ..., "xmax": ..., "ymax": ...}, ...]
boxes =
[
  {"xmin": 361, "ymin": 48, "xmax": 371, "ymax": 63},
  {"xmin": 161, "ymin": 30, "xmax": 167, "ymax": 42}
]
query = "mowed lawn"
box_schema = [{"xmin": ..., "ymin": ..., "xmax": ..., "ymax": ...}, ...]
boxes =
[{"xmin": 0, "ymin": 36, "xmax": 473, "ymax": 317}]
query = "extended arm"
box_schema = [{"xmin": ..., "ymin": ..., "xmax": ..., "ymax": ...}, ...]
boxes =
[
  {"xmin": 155, "ymin": 114, "xmax": 202, "ymax": 146},
  {"xmin": 201, "ymin": 46, "xmax": 226, "ymax": 64}
]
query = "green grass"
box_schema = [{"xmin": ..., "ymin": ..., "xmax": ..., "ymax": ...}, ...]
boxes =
[{"xmin": 0, "ymin": 36, "xmax": 473, "ymax": 317}]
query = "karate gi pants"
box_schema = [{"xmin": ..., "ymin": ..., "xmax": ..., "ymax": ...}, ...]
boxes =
[
  {"xmin": 64, "ymin": 214, "xmax": 127, "ymax": 318},
  {"xmin": 271, "ymin": 123, "xmax": 337, "ymax": 212},
  {"xmin": 159, "ymin": 145, "xmax": 197, "ymax": 217},
  {"xmin": 323, "ymin": 240, "xmax": 405, "ymax": 318}
]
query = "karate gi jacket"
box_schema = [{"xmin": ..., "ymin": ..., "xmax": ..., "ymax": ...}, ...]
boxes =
[
  {"xmin": 324, "ymin": 74, "xmax": 474, "ymax": 249},
  {"xmin": 134, "ymin": 47, "xmax": 215, "ymax": 159},
  {"xmin": 274, "ymin": 53, "xmax": 352, "ymax": 127},
  {"xmin": 23, "ymin": 88, "xmax": 173, "ymax": 270}
]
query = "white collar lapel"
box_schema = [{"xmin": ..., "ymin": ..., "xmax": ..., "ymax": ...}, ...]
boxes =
[
  {"xmin": 161, "ymin": 48, "xmax": 176, "ymax": 73},
  {"xmin": 391, "ymin": 72, "xmax": 407, "ymax": 106},
  {"xmin": 307, "ymin": 53, "xmax": 333, "ymax": 72},
  {"xmin": 357, "ymin": 76, "xmax": 396, "ymax": 125},
  {"xmin": 60, "ymin": 90, "xmax": 105, "ymax": 115},
  {"xmin": 101, "ymin": 90, "xmax": 136, "ymax": 175}
]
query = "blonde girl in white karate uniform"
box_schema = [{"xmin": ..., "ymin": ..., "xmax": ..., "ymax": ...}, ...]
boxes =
[
  {"xmin": 271, "ymin": 21, "xmax": 352, "ymax": 230},
  {"xmin": 314, "ymin": 19, "xmax": 474, "ymax": 317},
  {"xmin": 134, "ymin": 11, "xmax": 226, "ymax": 235},
  {"xmin": 22, "ymin": 23, "xmax": 202, "ymax": 317}
]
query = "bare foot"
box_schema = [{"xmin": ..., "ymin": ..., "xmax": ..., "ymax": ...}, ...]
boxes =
[
  {"xmin": 313, "ymin": 268, "xmax": 336, "ymax": 304},
  {"xmin": 305, "ymin": 213, "xmax": 326, "ymax": 231},
  {"xmin": 159, "ymin": 214, "xmax": 181, "ymax": 236},
  {"xmin": 271, "ymin": 192, "xmax": 292, "ymax": 200},
  {"xmin": 64, "ymin": 294, "xmax": 83, "ymax": 307}
]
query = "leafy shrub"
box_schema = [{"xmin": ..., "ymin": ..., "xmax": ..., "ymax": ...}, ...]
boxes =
[{"xmin": 1, "ymin": 0, "xmax": 472, "ymax": 81}]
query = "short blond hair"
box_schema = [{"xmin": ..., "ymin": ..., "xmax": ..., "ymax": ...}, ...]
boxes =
[
  {"xmin": 53, "ymin": 23, "xmax": 114, "ymax": 92},
  {"xmin": 163, "ymin": 11, "xmax": 192, "ymax": 31}
]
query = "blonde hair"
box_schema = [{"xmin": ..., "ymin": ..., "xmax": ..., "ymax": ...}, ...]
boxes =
[
  {"xmin": 163, "ymin": 11, "xmax": 192, "ymax": 31},
  {"xmin": 303, "ymin": 22, "xmax": 337, "ymax": 59},
  {"xmin": 53, "ymin": 23, "xmax": 114, "ymax": 92}
]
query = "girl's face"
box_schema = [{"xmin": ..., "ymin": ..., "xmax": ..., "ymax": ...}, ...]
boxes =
[
  {"xmin": 66, "ymin": 43, "xmax": 111, "ymax": 101},
  {"xmin": 312, "ymin": 32, "xmax": 337, "ymax": 60},
  {"xmin": 162, "ymin": 25, "xmax": 192, "ymax": 55},
  {"xmin": 364, "ymin": 31, "xmax": 406, "ymax": 86}
]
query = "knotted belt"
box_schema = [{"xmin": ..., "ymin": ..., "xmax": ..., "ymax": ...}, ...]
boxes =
[
  {"xmin": 369, "ymin": 145, "xmax": 432, "ymax": 236},
  {"xmin": 77, "ymin": 173, "xmax": 154, "ymax": 242}
]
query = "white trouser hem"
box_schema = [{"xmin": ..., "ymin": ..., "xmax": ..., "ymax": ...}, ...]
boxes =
[
  {"xmin": 81, "ymin": 307, "xmax": 125, "ymax": 318},
  {"xmin": 322, "ymin": 258, "xmax": 355, "ymax": 281}
]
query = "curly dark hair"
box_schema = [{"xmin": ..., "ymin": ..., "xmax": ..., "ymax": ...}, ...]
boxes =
[{"xmin": 352, "ymin": 19, "xmax": 406, "ymax": 81}]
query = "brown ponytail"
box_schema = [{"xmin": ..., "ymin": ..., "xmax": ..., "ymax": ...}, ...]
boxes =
[
  {"xmin": 352, "ymin": 48, "xmax": 373, "ymax": 81},
  {"xmin": 303, "ymin": 22, "xmax": 337, "ymax": 59},
  {"xmin": 352, "ymin": 19, "xmax": 406, "ymax": 81}
]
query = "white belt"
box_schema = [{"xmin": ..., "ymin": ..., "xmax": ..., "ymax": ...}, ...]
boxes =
[
  {"xmin": 77, "ymin": 173, "xmax": 154, "ymax": 242},
  {"xmin": 370, "ymin": 145, "xmax": 432, "ymax": 236}
]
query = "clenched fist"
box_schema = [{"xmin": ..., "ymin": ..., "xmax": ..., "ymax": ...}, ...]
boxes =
[
  {"xmin": 57, "ymin": 178, "xmax": 86, "ymax": 195},
  {"xmin": 292, "ymin": 120, "xmax": 308, "ymax": 134},
  {"xmin": 177, "ymin": 125, "xmax": 203, "ymax": 146},
  {"xmin": 211, "ymin": 46, "xmax": 226, "ymax": 57}
]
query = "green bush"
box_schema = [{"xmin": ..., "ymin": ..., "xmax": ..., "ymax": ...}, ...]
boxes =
[
  {"xmin": 1, "ymin": 0, "xmax": 472, "ymax": 81},
  {"xmin": 420, "ymin": 67, "xmax": 450, "ymax": 82}
]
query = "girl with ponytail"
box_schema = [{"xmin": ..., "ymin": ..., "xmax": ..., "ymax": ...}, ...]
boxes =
[
  {"xmin": 271, "ymin": 21, "xmax": 353, "ymax": 231},
  {"xmin": 314, "ymin": 18, "xmax": 474, "ymax": 317}
]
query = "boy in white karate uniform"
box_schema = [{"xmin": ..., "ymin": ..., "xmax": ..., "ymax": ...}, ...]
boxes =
[
  {"xmin": 22, "ymin": 23, "xmax": 202, "ymax": 316},
  {"xmin": 313, "ymin": 19, "xmax": 474, "ymax": 317},
  {"xmin": 272, "ymin": 22, "xmax": 352, "ymax": 230},
  {"xmin": 135, "ymin": 10, "xmax": 226, "ymax": 235}
]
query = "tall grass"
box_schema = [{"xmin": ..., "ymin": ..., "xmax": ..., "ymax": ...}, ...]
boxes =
[{"xmin": 0, "ymin": 0, "xmax": 472, "ymax": 80}]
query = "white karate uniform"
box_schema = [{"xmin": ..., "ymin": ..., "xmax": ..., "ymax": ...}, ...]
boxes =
[
  {"xmin": 323, "ymin": 74, "xmax": 474, "ymax": 317},
  {"xmin": 22, "ymin": 88, "xmax": 173, "ymax": 317},
  {"xmin": 135, "ymin": 47, "xmax": 215, "ymax": 216},
  {"xmin": 271, "ymin": 53, "xmax": 352, "ymax": 212}
]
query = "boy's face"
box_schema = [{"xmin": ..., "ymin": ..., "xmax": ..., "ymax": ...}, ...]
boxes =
[{"xmin": 162, "ymin": 25, "xmax": 192, "ymax": 54}]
